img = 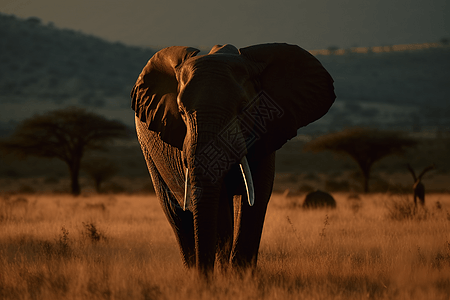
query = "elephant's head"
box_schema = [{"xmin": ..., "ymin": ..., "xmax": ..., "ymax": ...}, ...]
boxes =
[{"xmin": 131, "ymin": 43, "xmax": 335, "ymax": 273}]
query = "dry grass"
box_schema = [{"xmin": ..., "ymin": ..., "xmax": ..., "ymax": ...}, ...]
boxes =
[{"xmin": 1, "ymin": 192, "xmax": 449, "ymax": 299}]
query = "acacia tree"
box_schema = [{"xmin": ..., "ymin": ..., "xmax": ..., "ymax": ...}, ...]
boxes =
[
  {"xmin": 304, "ymin": 127, "xmax": 418, "ymax": 193},
  {"xmin": 0, "ymin": 107, "xmax": 130, "ymax": 195}
]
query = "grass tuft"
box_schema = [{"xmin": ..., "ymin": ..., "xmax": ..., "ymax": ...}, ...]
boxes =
[
  {"xmin": 385, "ymin": 195, "xmax": 428, "ymax": 221},
  {"xmin": 82, "ymin": 222, "xmax": 106, "ymax": 243},
  {"xmin": 319, "ymin": 214, "xmax": 329, "ymax": 238},
  {"xmin": 56, "ymin": 226, "xmax": 71, "ymax": 257}
]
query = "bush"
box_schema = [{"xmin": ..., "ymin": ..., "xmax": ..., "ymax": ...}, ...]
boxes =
[
  {"xmin": 303, "ymin": 190, "xmax": 337, "ymax": 209},
  {"xmin": 81, "ymin": 222, "xmax": 106, "ymax": 243}
]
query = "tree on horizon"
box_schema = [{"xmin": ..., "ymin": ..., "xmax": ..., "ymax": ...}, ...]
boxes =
[
  {"xmin": 304, "ymin": 127, "xmax": 418, "ymax": 193},
  {"xmin": 0, "ymin": 107, "xmax": 131, "ymax": 195}
]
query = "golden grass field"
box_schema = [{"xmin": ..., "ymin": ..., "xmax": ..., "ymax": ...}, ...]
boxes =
[{"xmin": 1, "ymin": 191, "xmax": 449, "ymax": 300}]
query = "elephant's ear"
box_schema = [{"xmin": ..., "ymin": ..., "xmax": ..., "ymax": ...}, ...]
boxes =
[
  {"xmin": 131, "ymin": 46, "xmax": 200, "ymax": 149},
  {"xmin": 239, "ymin": 43, "xmax": 335, "ymax": 154}
]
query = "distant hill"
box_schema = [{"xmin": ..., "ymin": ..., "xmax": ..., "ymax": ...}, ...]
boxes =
[
  {"xmin": 0, "ymin": 13, "xmax": 155, "ymax": 134},
  {"xmin": 1, "ymin": 13, "xmax": 449, "ymax": 135},
  {"xmin": 310, "ymin": 44, "xmax": 450, "ymax": 133},
  {"xmin": 0, "ymin": 14, "xmax": 155, "ymax": 104},
  {"xmin": 318, "ymin": 44, "xmax": 450, "ymax": 107}
]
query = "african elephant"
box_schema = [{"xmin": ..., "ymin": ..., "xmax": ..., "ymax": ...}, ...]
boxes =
[{"xmin": 131, "ymin": 43, "xmax": 335, "ymax": 276}]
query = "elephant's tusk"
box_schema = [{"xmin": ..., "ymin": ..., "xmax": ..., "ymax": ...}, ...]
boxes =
[
  {"xmin": 184, "ymin": 168, "xmax": 190, "ymax": 211},
  {"xmin": 239, "ymin": 156, "xmax": 255, "ymax": 206}
]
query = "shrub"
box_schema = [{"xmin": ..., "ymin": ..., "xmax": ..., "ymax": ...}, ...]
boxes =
[
  {"xmin": 303, "ymin": 190, "xmax": 337, "ymax": 209},
  {"xmin": 81, "ymin": 222, "xmax": 106, "ymax": 243}
]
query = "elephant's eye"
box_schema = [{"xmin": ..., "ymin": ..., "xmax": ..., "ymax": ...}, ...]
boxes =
[{"xmin": 178, "ymin": 106, "xmax": 185, "ymax": 115}]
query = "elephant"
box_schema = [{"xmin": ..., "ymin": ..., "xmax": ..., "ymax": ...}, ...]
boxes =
[{"xmin": 131, "ymin": 43, "xmax": 335, "ymax": 276}]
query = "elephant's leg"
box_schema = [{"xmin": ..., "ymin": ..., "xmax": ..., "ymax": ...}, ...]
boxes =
[
  {"xmin": 230, "ymin": 152, "xmax": 275, "ymax": 269},
  {"xmin": 146, "ymin": 157, "xmax": 196, "ymax": 268},
  {"xmin": 163, "ymin": 188, "xmax": 196, "ymax": 268}
]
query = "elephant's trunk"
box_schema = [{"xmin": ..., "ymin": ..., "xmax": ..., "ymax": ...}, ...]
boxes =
[
  {"xmin": 191, "ymin": 185, "xmax": 221, "ymax": 274},
  {"xmin": 183, "ymin": 111, "xmax": 252, "ymax": 274}
]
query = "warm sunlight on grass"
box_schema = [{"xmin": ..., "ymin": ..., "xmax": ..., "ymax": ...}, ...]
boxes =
[{"xmin": 1, "ymin": 192, "xmax": 449, "ymax": 299}]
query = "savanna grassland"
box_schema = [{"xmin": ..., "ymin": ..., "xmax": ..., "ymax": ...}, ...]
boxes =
[{"xmin": 1, "ymin": 192, "xmax": 449, "ymax": 300}]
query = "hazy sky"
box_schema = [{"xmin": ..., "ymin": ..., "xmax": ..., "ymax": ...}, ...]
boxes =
[{"xmin": 1, "ymin": 0, "xmax": 449, "ymax": 50}]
